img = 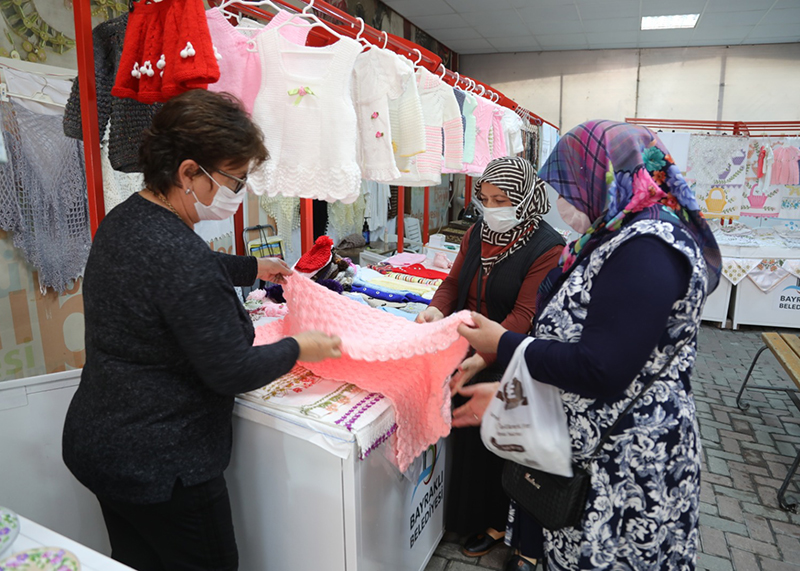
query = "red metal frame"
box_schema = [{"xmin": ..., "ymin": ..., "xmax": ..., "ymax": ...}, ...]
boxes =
[
  {"xmin": 73, "ymin": 0, "xmax": 104, "ymax": 237},
  {"xmin": 396, "ymin": 186, "xmax": 405, "ymax": 253},
  {"xmin": 422, "ymin": 187, "xmax": 429, "ymax": 244},
  {"xmin": 625, "ymin": 118, "xmax": 800, "ymax": 137}
]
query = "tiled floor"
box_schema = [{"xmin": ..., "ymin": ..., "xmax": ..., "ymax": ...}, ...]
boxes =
[{"xmin": 426, "ymin": 325, "xmax": 800, "ymax": 571}]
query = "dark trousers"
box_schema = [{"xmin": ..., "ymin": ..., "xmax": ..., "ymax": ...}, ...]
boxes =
[{"xmin": 98, "ymin": 475, "xmax": 238, "ymax": 571}]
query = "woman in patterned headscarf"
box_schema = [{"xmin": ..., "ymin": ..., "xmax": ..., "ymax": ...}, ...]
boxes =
[
  {"xmin": 456, "ymin": 120, "xmax": 721, "ymax": 571},
  {"xmin": 417, "ymin": 156, "xmax": 564, "ymax": 568}
]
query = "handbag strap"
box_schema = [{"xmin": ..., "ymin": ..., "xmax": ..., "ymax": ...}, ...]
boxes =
[{"xmin": 589, "ymin": 336, "xmax": 692, "ymax": 459}]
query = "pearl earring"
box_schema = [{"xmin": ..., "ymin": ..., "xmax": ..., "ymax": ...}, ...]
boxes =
[{"xmin": 185, "ymin": 188, "xmax": 191, "ymax": 194}]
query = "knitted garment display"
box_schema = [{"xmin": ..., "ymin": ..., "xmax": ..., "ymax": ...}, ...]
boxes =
[
  {"xmin": 393, "ymin": 67, "xmax": 463, "ymax": 187},
  {"xmin": 685, "ymin": 134, "xmax": 749, "ymax": 219},
  {"xmin": 294, "ymin": 235, "xmax": 334, "ymax": 276},
  {"xmin": 259, "ymin": 195, "xmax": 300, "ymax": 252},
  {"xmin": 328, "ymin": 192, "xmax": 366, "ymax": 242},
  {"xmin": 206, "ymin": 8, "xmax": 310, "ymax": 114},
  {"xmin": 740, "ymin": 139, "xmax": 781, "ymax": 218},
  {"xmin": 254, "ymin": 273, "xmax": 472, "ymax": 472},
  {"xmin": 463, "ymin": 96, "xmax": 493, "ymax": 175},
  {"xmin": 101, "ymin": 123, "xmax": 144, "ymax": 214},
  {"xmin": 772, "ymin": 145, "xmax": 800, "ymax": 185},
  {"xmin": 490, "ymin": 105, "xmax": 508, "ymax": 159},
  {"xmin": 352, "ymin": 48, "xmax": 414, "ymax": 182},
  {"xmin": 112, "ymin": 0, "xmax": 220, "ymax": 103},
  {"xmin": 0, "ymin": 102, "xmax": 90, "ymax": 293},
  {"xmin": 249, "ymin": 30, "xmax": 362, "ymax": 203},
  {"xmin": 362, "ymin": 180, "xmax": 390, "ymax": 233},
  {"xmin": 461, "ymin": 92, "xmax": 478, "ymax": 165},
  {"xmin": 63, "ymin": 14, "xmax": 161, "ymax": 173},
  {"xmin": 502, "ymin": 108, "xmax": 525, "ymax": 156},
  {"xmin": 387, "ymin": 57, "xmax": 426, "ymax": 174}
]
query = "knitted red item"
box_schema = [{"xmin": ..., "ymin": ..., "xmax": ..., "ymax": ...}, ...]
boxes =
[
  {"xmin": 111, "ymin": 0, "xmax": 219, "ymax": 104},
  {"xmin": 111, "ymin": 1, "xmax": 165, "ymax": 102},
  {"xmin": 295, "ymin": 236, "xmax": 334, "ymax": 275},
  {"xmin": 390, "ymin": 264, "xmax": 450, "ymax": 281},
  {"xmin": 161, "ymin": 0, "xmax": 220, "ymax": 98}
]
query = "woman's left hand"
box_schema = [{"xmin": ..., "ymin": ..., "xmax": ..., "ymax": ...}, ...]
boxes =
[
  {"xmin": 451, "ymin": 382, "xmax": 500, "ymax": 428},
  {"xmin": 457, "ymin": 312, "xmax": 508, "ymax": 354},
  {"xmin": 257, "ymin": 257, "xmax": 293, "ymax": 283}
]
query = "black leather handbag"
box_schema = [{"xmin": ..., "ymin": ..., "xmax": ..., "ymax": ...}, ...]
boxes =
[{"xmin": 501, "ymin": 343, "xmax": 687, "ymax": 531}]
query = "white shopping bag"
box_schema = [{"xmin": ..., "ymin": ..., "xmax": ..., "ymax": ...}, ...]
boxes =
[{"xmin": 480, "ymin": 337, "xmax": 573, "ymax": 477}]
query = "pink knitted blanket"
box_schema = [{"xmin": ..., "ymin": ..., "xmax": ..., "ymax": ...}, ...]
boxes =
[{"xmin": 254, "ymin": 273, "xmax": 471, "ymax": 472}]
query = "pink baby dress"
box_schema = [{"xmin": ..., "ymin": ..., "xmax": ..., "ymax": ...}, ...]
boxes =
[
  {"xmin": 771, "ymin": 145, "xmax": 800, "ymax": 185},
  {"xmin": 206, "ymin": 9, "xmax": 310, "ymax": 114},
  {"xmin": 463, "ymin": 96, "xmax": 493, "ymax": 175}
]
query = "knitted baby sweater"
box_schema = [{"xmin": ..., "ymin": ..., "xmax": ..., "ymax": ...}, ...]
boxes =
[
  {"xmin": 63, "ymin": 14, "xmax": 160, "ymax": 173},
  {"xmin": 206, "ymin": 8, "xmax": 310, "ymax": 114},
  {"xmin": 502, "ymin": 108, "xmax": 525, "ymax": 156},
  {"xmin": 461, "ymin": 92, "xmax": 478, "ymax": 165},
  {"xmin": 464, "ymin": 96, "xmax": 493, "ymax": 175},
  {"xmin": 112, "ymin": 0, "xmax": 220, "ymax": 104},
  {"xmin": 490, "ymin": 104, "xmax": 508, "ymax": 159},
  {"xmin": 388, "ymin": 58, "xmax": 426, "ymax": 175},
  {"xmin": 352, "ymin": 48, "xmax": 415, "ymax": 182},
  {"xmin": 249, "ymin": 30, "xmax": 363, "ymax": 203},
  {"xmin": 393, "ymin": 67, "xmax": 463, "ymax": 187}
]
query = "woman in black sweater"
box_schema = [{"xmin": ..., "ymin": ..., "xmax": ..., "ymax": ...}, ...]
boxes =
[{"xmin": 62, "ymin": 90, "xmax": 341, "ymax": 571}]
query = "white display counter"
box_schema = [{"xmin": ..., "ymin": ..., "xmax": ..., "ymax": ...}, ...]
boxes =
[
  {"xmin": 701, "ymin": 278, "xmax": 732, "ymax": 326},
  {"xmin": 716, "ymin": 238, "xmax": 800, "ymax": 330},
  {"xmin": 0, "ymin": 367, "xmax": 446, "ymax": 571},
  {"xmin": 229, "ymin": 396, "xmax": 446, "ymax": 571},
  {"xmin": 1, "ymin": 516, "xmax": 133, "ymax": 571},
  {"xmin": 0, "ymin": 371, "xmax": 111, "ymax": 554},
  {"xmin": 732, "ymin": 273, "xmax": 800, "ymax": 329}
]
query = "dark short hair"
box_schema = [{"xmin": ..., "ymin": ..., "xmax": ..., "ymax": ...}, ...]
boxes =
[{"xmin": 139, "ymin": 90, "xmax": 268, "ymax": 195}]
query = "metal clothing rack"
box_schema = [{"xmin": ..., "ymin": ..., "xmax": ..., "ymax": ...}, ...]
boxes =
[{"xmin": 625, "ymin": 118, "xmax": 800, "ymax": 137}]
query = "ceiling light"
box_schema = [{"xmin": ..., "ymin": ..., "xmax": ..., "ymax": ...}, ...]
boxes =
[{"xmin": 641, "ymin": 14, "xmax": 699, "ymax": 30}]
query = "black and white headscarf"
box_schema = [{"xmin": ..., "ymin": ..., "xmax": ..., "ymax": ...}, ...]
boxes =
[{"xmin": 474, "ymin": 156, "xmax": 551, "ymax": 273}]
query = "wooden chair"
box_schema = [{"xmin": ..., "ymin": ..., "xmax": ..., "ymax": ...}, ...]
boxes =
[{"xmin": 736, "ymin": 332, "xmax": 800, "ymax": 511}]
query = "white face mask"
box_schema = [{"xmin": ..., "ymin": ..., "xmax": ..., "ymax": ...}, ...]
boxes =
[
  {"xmin": 193, "ymin": 168, "xmax": 247, "ymax": 221},
  {"xmin": 483, "ymin": 205, "xmax": 521, "ymax": 234},
  {"xmin": 556, "ymin": 196, "xmax": 592, "ymax": 234}
]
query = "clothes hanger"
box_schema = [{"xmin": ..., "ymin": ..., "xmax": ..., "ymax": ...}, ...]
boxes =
[
  {"xmin": 410, "ymin": 48, "xmax": 423, "ymax": 70},
  {"xmin": 380, "ymin": 30, "xmax": 388, "ymax": 50},
  {"xmin": 438, "ymin": 63, "xmax": 446, "ymax": 80},
  {"xmin": 353, "ymin": 17, "xmax": 370, "ymax": 48},
  {"xmin": 271, "ymin": 0, "xmax": 346, "ymax": 46}
]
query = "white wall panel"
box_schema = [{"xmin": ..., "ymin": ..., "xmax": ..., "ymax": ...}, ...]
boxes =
[
  {"xmin": 637, "ymin": 47, "xmax": 725, "ymax": 120},
  {"xmin": 462, "ymin": 43, "xmax": 799, "ymax": 131},
  {"xmin": 722, "ymin": 44, "xmax": 800, "ymax": 121}
]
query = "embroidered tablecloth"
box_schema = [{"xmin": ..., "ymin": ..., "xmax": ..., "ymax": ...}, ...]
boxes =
[{"xmin": 240, "ymin": 364, "xmax": 396, "ymax": 460}]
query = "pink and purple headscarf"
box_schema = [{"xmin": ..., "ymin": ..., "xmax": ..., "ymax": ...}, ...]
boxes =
[{"xmin": 538, "ymin": 120, "xmax": 721, "ymax": 293}]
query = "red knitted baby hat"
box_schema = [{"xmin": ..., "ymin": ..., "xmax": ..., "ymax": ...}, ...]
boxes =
[{"xmin": 295, "ymin": 236, "xmax": 334, "ymax": 276}]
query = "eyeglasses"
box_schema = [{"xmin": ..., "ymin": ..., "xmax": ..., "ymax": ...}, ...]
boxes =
[{"xmin": 199, "ymin": 166, "xmax": 249, "ymax": 194}]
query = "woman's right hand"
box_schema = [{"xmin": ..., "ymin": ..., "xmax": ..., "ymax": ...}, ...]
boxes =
[
  {"xmin": 415, "ymin": 306, "xmax": 444, "ymax": 324},
  {"xmin": 292, "ymin": 331, "xmax": 342, "ymax": 362},
  {"xmin": 449, "ymin": 353, "xmax": 487, "ymax": 396}
]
